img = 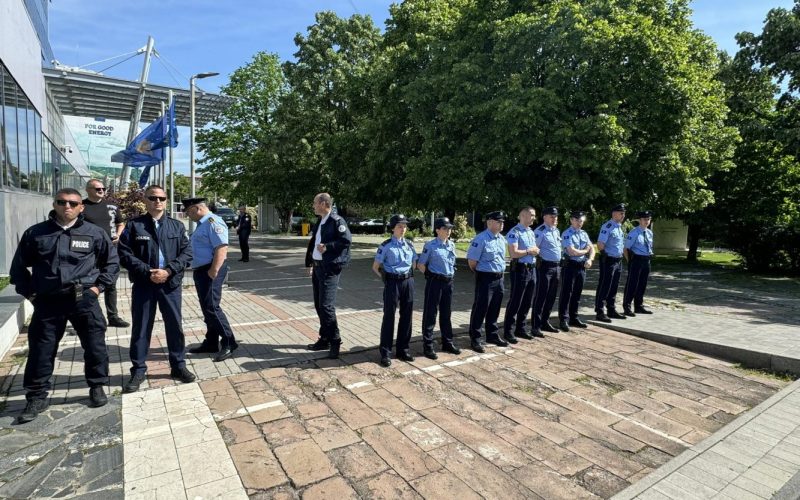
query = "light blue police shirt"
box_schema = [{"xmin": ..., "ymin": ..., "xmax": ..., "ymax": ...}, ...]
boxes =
[
  {"xmin": 625, "ymin": 226, "xmax": 654, "ymax": 256},
  {"xmin": 534, "ymin": 224, "xmax": 561, "ymax": 263},
  {"xmin": 561, "ymin": 226, "xmax": 592, "ymax": 262},
  {"xmin": 418, "ymin": 238, "xmax": 456, "ymax": 276},
  {"xmin": 191, "ymin": 213, "xmax": 229, "ymax": 267},
  {"xmin": 506, "ymin": 223, "xmax": 536, "ymax": 264},
  {"xmin": 598, "ymin": 219, "xmax": 625, "ymax": 258},
  {"xmin": 467, "ymin": 229, "xmax": 506, "ymax": 272},
  {"xmin": 375, "ymin": 237, "xmax": 417, "ymax": 274}
]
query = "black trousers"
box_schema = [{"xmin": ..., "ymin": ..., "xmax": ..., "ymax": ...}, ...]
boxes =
[
  {"xmin": 421, "ymin": 275, "xmax": 454, "ymax": 347},
  {"xmin": 380, "ymin": 276, "xmax": 414, "ymax": 357},
  {"xmin": 103, "ymin": 280, "xmax": 120, "ymax": 320},
  {"xmin": 623, "ymin": 255, "xmax": 651, "ymax": 309},
  {"xmin": 532, "ymin": 262, "xmax": 560, "ymax": 330},
  {"xmin": 559, "ymin": 262, "xmax": 586, "ymax": 322},
  {"xmin": 312, "ymin": 263, "xmax": 342, "ymax": 342},
  {"xmin": 238, "ymin": 230, "xmax": 250, "ymax": 261},
  {"xmin": 193, "ymin": 264, "xmax": 237, "ymax": 349},
  {"xmin": 595, "ymin": 256, "xmax": 623, "ymax": 314},
  {"xmin": 129, "ymin": 282, "xmax": 185, "ymax": 375},
  {"xmin": 24, "ymin": 292, "xmax": 109, "ymax": 400},
  {"xmin": 503, "ymin": 265, "xmax": 536, "ymax": 337},
  {"xmin": 469, "ymin": 272, "xmax": 504, "ymax": 342}
]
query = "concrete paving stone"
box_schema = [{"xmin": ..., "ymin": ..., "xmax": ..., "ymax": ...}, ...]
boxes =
[
  {"xmin": 549, "ymin": 392, "xmax": 623, "ymax": 426},
  {"xmin": 565, "ymin": 384, "xmax": 642, "ymax": 416},
  {"xmin": 123, "ymin": 434, "xmax": 180, "ymax": 483},
  {"xmin": 652, "ymin": 475, "xmax": 716, "ymax": 500},
  {"xmin": 559, "ymin": 411, "xmax": 646, "ymax": 453},
  {"xmin": 639, "ymin": 353, "xmax": 697, "ymax": 371},
  {"xmin": 327, "ymin": 442, "xmax": 389, "ymax": 482},
  {"xmin": 0, "ymin": 444, "xmax": 66, "ymax": 499},
  {"xmin": 351, "ymin": 470, "xmax": 420, "ymax": 499},
  {"xmin": 674, "ymin": 462, "xmax": 730, "ymax": 492},
  {"xmin": 400, "ymin": 419, "xmax": 454, "ymax": 452},
  {"xmin": 628, "ymin": 410, "xmax": 693, "ymax": 439},
  {"xmin": 409, "ymin": 470, "xmax": 482, "ymax": 499},
  {"xmin": 701, "ymin": 395, "xmax": 748, "ymax": 415},
  {"xmin": 229, "ymin": 437, "xmax": 289, "ymax": 491},
  {"xmin": 301, "ymin": 476, "xmax": 359, "ymax": 500},
  {"xmin": 184, "ymin": 475, "xmax": 248, "ymax": 500},
  {"xmin": 568, "ymin": 437, "xmax": 645, "ymax": 479},
  {"xmin": 650, "ymin": 391, "xmax": 718, "ymax": 418},
  {"xmin": 716, "ymin": 482, "xmax": 768, "ymax": 500},
  {"xmin": 741, "ymin": 466, "xmax": 790, "ymax": 492},
  {"xmin": 324, "ymin": 390, "xmax": 384, "ymax": 430},
  {"xmin": 294, "ymin": 401, "xmax": 331, "ymax": 419},
  {"xmin": 611, "ymin": 420, "xmax": 687, "ymax": 456},
  {"xmin": 381, "ymin": 378, "xmax": 439, "ymax": 411},
  {"xmin": 501, "ymin": 404, "xmax": 581, "ymax": 445},
  {"xmin": 660, "ymin": 407, "xmax": 722, "ymax": 434},
  {"xmin": 124, "ymin": 469, "xmax": 186, "ymax": 499},
  {"xmin": 274, "ymin": 438, "xmax": 337, "ymax": 488},
  {"xmin": 357, "ymin": 387, "xmax": 421, "ymax": 427},
  {"xmin": 576, "ymin": 465, "xmax": 631, "ymax": 498},
  {"xmin": 360, "ymin": 423, "xmax": 442, "ymax": 480},
  {"xmin": 170, "ymin": 412, "xmax": 219, "ymax": 449},
  {"xmin": 305, "ymin": 415, "xmax": 361, "ymax": 451},
  {"xmin": 511, "ymin": 461, "xmax": 600, "ymax": 500},
  {"xmin": 219, "ymin": 416, "xmax": 263, "ymax": 445},
  {"xmin": 261, "ymin": 417, "xmax": 310, "ymax": 447},
  {"xmin": 176, "ymin": 438, "xmax": 239, "ymax": 488},
  {"xmin": 634, "ymin": 489, "xmax": 673, "ymax": 500},
  {"xmin": 501, "ymin": 424, "xmax": 593, "ymax": 476}
]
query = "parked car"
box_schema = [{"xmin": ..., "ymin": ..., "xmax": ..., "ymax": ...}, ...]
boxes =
[
  {"xmin": 213, "ymin": 206, "xmax": 237, "ymax": 227},
  {"xmin": 290, "ymin": 216, "xmax": 304, "ymax": 231}
]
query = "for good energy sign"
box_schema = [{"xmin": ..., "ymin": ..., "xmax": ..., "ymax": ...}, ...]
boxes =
[{"xmin": 64, "ymin": 116, "xmax": 130, "ymax": 174}]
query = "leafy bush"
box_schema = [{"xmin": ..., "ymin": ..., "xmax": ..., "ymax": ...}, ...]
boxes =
[
  {"xmin": 451, "ymin": 214, "xmax": 476, "ymax": 242},
  {"xmin": 105, "ymin": 182, "xmax": 146, "ymax": 221}
]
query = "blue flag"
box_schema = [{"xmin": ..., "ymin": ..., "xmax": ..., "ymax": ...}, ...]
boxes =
[
  {"xmin": 167, "ymin": 97, "xmax": 178, "ymax": 148},
  {"xmin": 139, "ymin": 165, "xmax": 153, "ymax": 188}
]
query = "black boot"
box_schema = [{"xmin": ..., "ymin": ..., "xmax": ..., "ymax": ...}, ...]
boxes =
[{"xmin": 328, "ymin": 339, "xmax": 341, "ymax": 359}]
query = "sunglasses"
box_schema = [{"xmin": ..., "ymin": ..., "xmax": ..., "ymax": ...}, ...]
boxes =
[
  {"xmin": 147, "ymin": 196, "xmax": 167, "ymax": 202},
  {"xmin": 55, "ymin": 199, "xmax": 81, "ymax": 208},
  {"xmin": 91, "ymin": 187, "xmax": 105, "ymax": 192}
]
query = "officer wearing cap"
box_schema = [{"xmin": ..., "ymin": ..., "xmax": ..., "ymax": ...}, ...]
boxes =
[
  {"xmin": 466, "ymin": 211, "xmax": 507, "ymax": 352},
  {"xmin": 373, "ymin": 214, "xmax": 418, "ymax": 367},
  {"xmin": 418, "ymin": 217, "xmax": 460, "ymax": 359},
  {"xmin": 118, "ymin": 185, "xmax": 196, "ymax": 393},
  {"xmin": 305, "ymin": 193, "xmax": 351, "ymax": 359},
  {"xmin": 183, "ymin": 197, "xmax": 239, "ymax": 361},
  {"xmin": 10, "ymin": 188, "xmax": 119, "ymax": 422},
  {"xmin": 623, "ymin": 211, "xmax": 655, "ymax": 316},
  {"xmin": 595, "ymin": 203, "xmax": 628, "ymax": 322},
  {"xmin": 531, "ymin": 206, "xmax": 562, "ymax": 337},
  {"xmin": 558, "ymin": 210, "xmax": 595, "ymax": 331},
  {"xmin": 503, "ymin": 207, "xmax": 540, "ymax": 343},
  {"xmin": 235, "ymin": 204, "xmax": 252, "ymax": 262}
]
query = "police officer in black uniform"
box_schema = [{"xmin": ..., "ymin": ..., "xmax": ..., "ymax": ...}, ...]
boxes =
[
  {"xmin": 118, "ymin": 185, "xmax": 196, "ymax": 393},
  {"xmin": 235, "ymin": 204, "xmax": 252, "ymax": 262},
  {"xmin": 305, "ymin": 193, "xmax": 352, "ymax": 359},
  {"xmin": 10, "ymin": 188, "xmax": 119, "ymax": 423}
]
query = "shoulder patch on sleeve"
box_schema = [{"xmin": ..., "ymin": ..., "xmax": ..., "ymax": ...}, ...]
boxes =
[
  {"xmin": 214, "ymin": 224, "xmax": 224, "ymax": 234},
  {"xmin": 601, "ymin": 230, "xmax": 607, "ymax": 234},
  {"xmin": 471, "ymin": 242, "xmax": 478, "ymax": 247},
  {"xmin": 338, "ymin": 224, "xmax": 346, "ymax": 232},
  {"xmin": 605, "ymin": 223, "xmax": 612, "ymax": 228}
]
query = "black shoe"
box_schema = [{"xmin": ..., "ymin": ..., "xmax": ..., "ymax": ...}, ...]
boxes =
[
  {"xmin": 569, "ymin": 318, "xmax": 588, "ymax": 328},
  {"xmin": 170, "ymin": 367, "xmax": 196, "ymax": 384},
  {"xmin": 541, "ymin": 322, "xmax": 559, "ymax": 333},
  {"xmin": 214, "ymin": 344, "xmax": 238, "ymax": 362},
  {"xmin": 306, "ymin": 338, "xmax": 330, "ymax": 351},
  {"xmin": 18, "ymin": 399, "xmax": 48, "ymax": 423},
  {"xmin": 108, "ymin": 317, "xmax": 130, "ymax": 328},
  {"xmin": 380, "ymin": 357, "xmax": 392, "ymax": 367},
  {"xmin": 442, "ymin": 344, "xmax": 461, "ymax": 355},
  {"xmin": 559, "ymin": 321, "xmax": 570, "ymax": 332},
  {"xmin": 328, "ymin": 339, "xmax": 341, "ymax": 359},
  {"xmin": 516, "ymin": 332, "xmax": 534, "ymax": 340},
  {"xmin": 532, "ymin": 329, "xmax": 545, "ymax": 338},
  {"xmin": 608, "ymin": 311, "xmax": 626, "ymax": 320},
  {"xmin": 595, "ymin": 313, "xmax": 612, "ymax": 323},
  {"xmin": 123, "ymin": 372, "xmax": 147, "ymax": 393},
  {"xmin": 486, "ymin": 337, "xmax": 509, "ymax": 347},
  {"xmin": 471, "ymin": 342, "xmax": 486, "ymax": 353},
  {"xmin": 241, "ymin": 259, "xmax": 249, "ymax": 263},
  {"xmin": 504, "ymin": 335, "xmax": 519, "ymax": 344},
  {"xmin": 624, "ymin": 309, "xmax": 636, "ymax": 317},
  {"xmin": 89, "ymin": 386, "xmax": 107, "ymax": 408},
  {"xmin": 189, "ymin": 342, "xmax": 220, "ymax": 354},
  {"xmin": 423, "ymin": 347, "xmax": 438, "ymax": 360},
  {"xmin": 635, "ymin": 307, "xmax": 653, "ymax": 314},
  {"xmin": 397, "ymin": 351, "xmax": 415, "ymax": 362}
]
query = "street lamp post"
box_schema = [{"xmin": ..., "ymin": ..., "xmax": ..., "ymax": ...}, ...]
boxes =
[{"xmin": 189, "ymin": 71, "xmax": 219, "ymax": 233}]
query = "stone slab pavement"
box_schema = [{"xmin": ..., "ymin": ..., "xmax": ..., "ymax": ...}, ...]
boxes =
[{"xmin": 0, "ymin": 233, "xmax": 796, "ymax": 499}]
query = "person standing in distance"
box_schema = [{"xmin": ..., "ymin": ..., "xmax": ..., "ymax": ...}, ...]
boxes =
[
  {"xmin": 558, "ymin": 210, "xmax": 595, "ymax": 332},
  {"xmin": 531, "ymin": 206, "xmax": 562, "ymax": 337},
  {"xmin": 467, "ymin": 211, "xmax": 507, "ymax": 352},
  {"xmin": 305, "ymin": 193, "xmax": 352, "ymax": 359},
  {"xmin": 118, "ymin": 185, "xmax": 196, "ymax": 393},
  {"xmin": 10, "ymin": 188, "xmax": 119, "ymax": 423},
  {"xmin": 235, "ymin": 204, "xmax": 252, "ymax": 262},
  {"xmin": 184, "ymin": 198, "xmax": 239, "ymax": 362},
  {"xmin": 503, "ymin": 207, "xmax": 540, "ymax": 343},
  {"xmin": 417, "ymin": 217, "xmax": 460, "ymax": 359},
  {"xmin": 623, "ymin": 211, "xmax": 655, "ymax": 316},
  {"xmin": 82, "ymin": 179, "xmax": 129, "ymax": 328},
  {"xmin": 373, "ymin": 214, "xmax": 418, "ymax": 367},
  {"xmin": 595, "ymin": 203, "xmax": 628, "ymax": 322}
]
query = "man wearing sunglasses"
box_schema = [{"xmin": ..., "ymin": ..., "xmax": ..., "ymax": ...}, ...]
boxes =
[
  {"xmin": 118, "ymin": 185, "xmax": 196, "ymax": 393},
  {"xmin": 10, "ymin": 188, "xmax": 120, "ymax": 423},
  {"xmin": 82, "ymin": 179, "xmax": 129, "ymax": 328}
]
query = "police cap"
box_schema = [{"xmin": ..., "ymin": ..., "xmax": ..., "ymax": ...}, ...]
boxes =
[
  {"xmin": 485, "ymin": 211, "xmax": 506, "ymax": 222},
  {"xmin": 542, "ymin": 206, "xmax": 559, "ymax": 216},
  {"xmin": 434, "ymin": 217, "xmax": 454, "ymax": 229},
  {"xmin": 636, "ymin": 210, "xmax": 653, "ymax": 218},
  {"xmin": 570, "ymin": 210, "xmax": 586, "ymax": 219},
  {"xmin": 611, "ymin": 203, "xmax": 626, "ymax": 213},
  {"xmin": 238, "ymin": 203, "xmax": 247, "ymax": 209},
  {"xmin": 388, "ymin": 214, "xmax": 410, "ymax": 229},
  {"xmin": 182, "ymin": 197, "xmax": 206, "ymax": 210}
]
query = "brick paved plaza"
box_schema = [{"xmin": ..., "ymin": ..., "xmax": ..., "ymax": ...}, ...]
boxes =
[{"xmin": 0, "ymin": 235, "xmax": 798, "ymax": 499}]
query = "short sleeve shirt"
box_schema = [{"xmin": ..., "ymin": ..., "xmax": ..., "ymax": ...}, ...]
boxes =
[
  {"xmin": 506, "ymin": 223, "xmax": 536, "ymax": 264},
  {"xmin": 191, "ymin": 213, "xmax": 229, "ymax": 267},
  {"xmin": 467, "ymin": 229, "xmax": 506, "ymax": 272},
  {"xmin": 625, "ymin": 226, "xmax": 653, "ymax": 256},
  {"xmin": 562, "ymin": 226, "xmax": 591, "ymax": 262},
  {"xmin": 375, "ymin": 237, "xmax": 417, "ymax": 274},
  {"xmin": 534, "ymin": 224, "xmax": 562, "ymax": 263},
  {"xmin": 82, "ymin": 199, "xmax": 122, "ymax": 238},
  {"xmin": 598, "ymin": 219, "xmax": 625, "ymax": 258},
  {"xmin": 418, "ymin": 238, "xmax": 456, "ymax": 276}
]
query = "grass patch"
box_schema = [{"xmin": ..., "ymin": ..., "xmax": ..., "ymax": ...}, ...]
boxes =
[
  {"xmin": 653, "ymin": 250, "xmax": 741, "ymax": 270},
  {"xmin": 733, "ymin": 365, "xmax": 797, "ymax": 383},
  {"xmin": 0, "ymin": 276, "xmax": 9, "ymax": 291},
  {"xmin": 10, "ymin": 352, "xmax": 27, "ymax": 365}
]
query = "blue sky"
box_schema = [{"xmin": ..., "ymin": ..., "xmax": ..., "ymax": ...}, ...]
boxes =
[{"xmin": 48, "ymin": 0, "xmax": 796, "ymax": 175}]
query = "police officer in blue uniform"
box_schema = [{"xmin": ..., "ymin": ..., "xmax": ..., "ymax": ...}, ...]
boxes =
[
  {"xmin": 558, "ymin": 210, "xmax": 595, "ymax": 331},
  {"xmin": 418, "ymin": 217, "xmax": 460, "ymax": 359},
  {"xmin": 373, "ymin": 214, "xmax": 418, "ymax": 367},
  {"xmin": 467, "ymin": 211, "xmax": 507, "ymax": 352},
  {"xmin": 235, "ymin": 204, "xmax": 252, "ymax": 262},
  {"xmin": 623, "ymin": 211, "xmax": 655, "ymax": 316},
  {"xmin": 531, "ymin": 206, "xmax": 562, "ymax": 337},
  {"xmin": 503, "ymin": 207, "xmax": 540, "ymax": 342},
  {"xmin": 184, "ymin": 198, "xmax": 239, "ymax": 361},
  {"xmin": 305, "ymin": 193, "xmax": 352, "ymax": 359},
  {"xmin": 118, "ymin": 185, "xmax": 196, "ymax": 393},
  {"xmin": 595, "ymin": 203, "xmax": 628, "ymax": 322},
  {"xmin": 10, "ymin": 188, "xmax": 119, "ymax": 422}
]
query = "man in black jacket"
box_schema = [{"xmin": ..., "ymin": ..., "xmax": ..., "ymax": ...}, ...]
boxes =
[
  {"xmin": 235, "ymin": 204, "xmax": 252, "ymax": 262},
  {"xmin": 10, "ymin": 188, "xmax": 119, "ymax": 423},
  {"xmin": 118, "ymin": 185, "xmax": 196, "ymax": 393},
  {"xmin": 305, "ymin": 193, "xmax": 351, "ymax": 359}
]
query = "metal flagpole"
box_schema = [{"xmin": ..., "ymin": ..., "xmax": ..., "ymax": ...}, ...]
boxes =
[
  {"xmin": 121, "ymin": 35, "xmax": 155, "ymax": 186},
  {"xmin": 168, "ymin": 90, "xmax": 175, "ymax": 218}
]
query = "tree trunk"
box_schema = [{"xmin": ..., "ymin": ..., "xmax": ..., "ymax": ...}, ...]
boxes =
[{"xmin": 686, "ymin": 222, "xmax": 702, "ymax": 262}]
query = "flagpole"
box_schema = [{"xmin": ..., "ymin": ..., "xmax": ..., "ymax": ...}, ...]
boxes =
[
  {"xmin": 168, "ymin": 90, "xmax": 175, "ymax": 218},
  {"xmin": 160, "ymin": 100, "xmax": 166, "ymax": 187}
]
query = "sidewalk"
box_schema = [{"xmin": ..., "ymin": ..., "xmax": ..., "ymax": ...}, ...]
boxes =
[{"xmin": 0, "ymin": 234, "xmax": 797, "ymax": 499}]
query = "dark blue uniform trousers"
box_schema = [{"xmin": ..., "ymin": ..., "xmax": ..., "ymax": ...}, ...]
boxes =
[
  {"xmin": 24, "ymin": 292, "xmax": 109, "ymax": 400},
  {"xmin": 238, "ymin": 230, "xmax": 250, "ymax": 261},
  {"xmin": 312, "ymin": 263, "xmax": 341, "ymax": 341},
  {"xmin": 623, "ymin": 255, "xmax": 651, "ymax": 309},
  {"xmin": 421, "ymin": 274, "xmax": 454, "ymax": 348},
  {"xmin": 595, "ymin": 256, "xmax": 623, "ymax": 314},
  {"xmin": 532, "ymin": 262, "xmax": 560, "ymax": 330},
  {"xmin": 503, "ymin": 265, "xmax": 536, "ymax": 338},
  {"xmin": 559, "ymin": 261, "xmax": 586, "ymax": 322},
  {"xmin": 193, "ymin": 264, "xmax": 237, "ymax": 349},
  {"xmin": 469, "ymin": 272, "xmax": 504, "ymax": 342},
  {"xmin": 130, "ymin": 282, "xmax": 186, "ymax": 375},
  {"xmin": 380, "ymin": 276, "xmax": 414, "ymax": 357}
]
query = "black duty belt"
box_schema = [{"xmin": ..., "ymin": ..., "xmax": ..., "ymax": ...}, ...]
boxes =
[
  {"xmin": 631, "ymin": 254, "xmax": 652, "ymax": 260},
  {"xmin": 565, "ymin": 260, "xmax": 586, "ymax": 268},
  {"xmin": 540, "ymin": 260, "xmax": 561, "ymax": 268},
  {"xmin": 604, "ymin": 256, "xmax": 622, "ymax": 263},
  {"xmin": 426, "ymin": 272, "xmax": 454, "ymax": 282},
  {"xmin": 476, "ymin": 271, "xmax": 504, "ymax": 279},
  {"xmin": 385, "ymin": 272, "xmax": 413, "ymax": 280},
  {"xmin": 512, "ymin": 261, "xmax": 535, "ymax": 270}
]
